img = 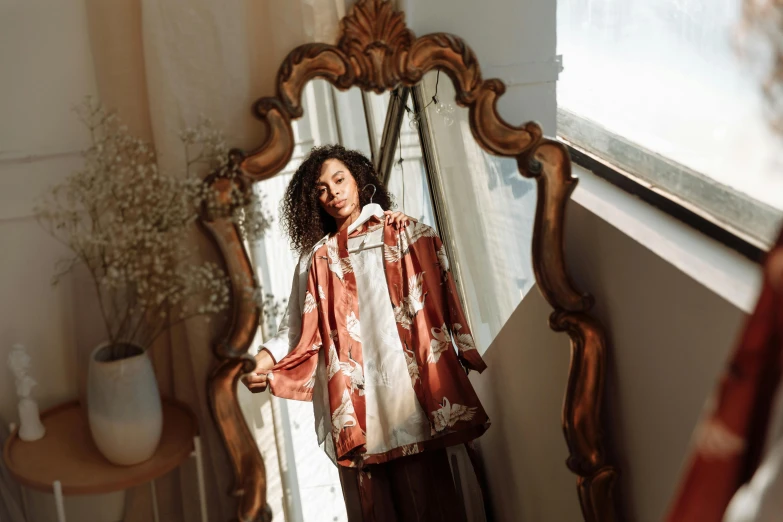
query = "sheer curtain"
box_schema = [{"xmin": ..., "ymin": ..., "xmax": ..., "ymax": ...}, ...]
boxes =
[{"xmin": 80, "ymin": 0, "xmax": 345, "ymax": 520}]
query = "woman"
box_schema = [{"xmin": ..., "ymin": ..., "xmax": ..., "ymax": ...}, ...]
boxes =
[{"xmin": 243, "ymin": 144, "xmax": 490, "ymax": 522}]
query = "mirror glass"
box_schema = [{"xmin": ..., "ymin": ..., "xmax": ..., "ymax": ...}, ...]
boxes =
[
  {"xmin": 362, "ymin": 90, "xmax": 391, "ymax": 163},
  {"xmin": 239, "ymin": 81, "xmax": 390, "ymax": 521},
  {"xmin": 414, "ymin": 71, "xmax": 537, "ymax": 347},
  {"xmin": 384, "ymin": 95, "xmax": 438, "ymax": 229},
  {"xmin": 238, "ymin": 74, "xmax": 579, "ymax": 522}
]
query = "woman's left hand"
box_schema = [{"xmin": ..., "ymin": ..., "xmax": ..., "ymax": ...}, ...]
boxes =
[{"xmin": 384, "ymin": 210, "xmax": 416, "ymax": 229}]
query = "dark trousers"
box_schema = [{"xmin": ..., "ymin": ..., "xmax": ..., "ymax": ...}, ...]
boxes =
[{"xmin": 338, "ymin": 449, "xmax": 469, "ymax": 522}]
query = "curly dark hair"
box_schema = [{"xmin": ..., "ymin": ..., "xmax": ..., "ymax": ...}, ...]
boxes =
[{"xmin": 281, "ymin": 144, "xmax": 395, "ymax": 256}]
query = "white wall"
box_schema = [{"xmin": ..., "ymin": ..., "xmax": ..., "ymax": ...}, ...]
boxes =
[
  {"xmin": 470, "ymin": 169, "xmax": 752, "ymax": 521},
  {"xmin": 0, "ymin": 0, "xmax": 96, "ymax": 416},
  {"xmin": 0, "ymin": 0, "xmax": 88, "ymax": 436},
  {"xmin": 470, "ymin": 289, "xmax": 582, "ymax": 521},
  {"xmin": 569, "ymin": 172, "xmax": 753, "ymax": 522},
  {"xmin": 0, "ymin": 2, "xmax": 130, "ymax": 521}
]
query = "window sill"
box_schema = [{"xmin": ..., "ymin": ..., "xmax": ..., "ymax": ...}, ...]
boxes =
[
  {"xmin": 570, "ymin": 162, "xmax": 763, "ymax": 314},
  {"xmin": 558, "ymin": 110, "xmax": 781, "ymax": 252}
]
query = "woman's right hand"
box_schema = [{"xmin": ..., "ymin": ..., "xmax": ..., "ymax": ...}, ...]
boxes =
[{"xmin": 242, "ymin": 349, "xmax": 275, "ymax": 393}]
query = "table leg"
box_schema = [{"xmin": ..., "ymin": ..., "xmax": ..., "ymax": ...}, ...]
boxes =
[
  {"xmin": 53, "ymin": 480, "xmax": 66, "ymax": 522},
  {"xmin": 150, "ymin": 480, "xmax": 160, "ymax": 522},
  {"xmin": 192, "ymin": 435, "xmax": 208, "ymax": 522}
]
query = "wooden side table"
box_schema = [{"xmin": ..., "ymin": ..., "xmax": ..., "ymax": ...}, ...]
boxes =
[{"xmin": 3, "ymin": 398, "xmax": 207, "ymax": 522}]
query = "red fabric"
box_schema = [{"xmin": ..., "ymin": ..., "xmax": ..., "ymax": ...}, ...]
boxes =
[
  {"xmin": 268, "ymin": 221, "xmax": 489, "ymax": 467},
  {"xmin": 667, "ymin": 230, "xmax": 783, "ymax": 522}
]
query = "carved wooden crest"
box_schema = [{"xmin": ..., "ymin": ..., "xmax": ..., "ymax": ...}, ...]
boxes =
[{"xmin": 201, "ymin": 1, "xmax": 619, "ymax": 521}]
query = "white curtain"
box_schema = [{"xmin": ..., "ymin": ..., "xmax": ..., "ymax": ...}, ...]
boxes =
[{"xmin": 80, "ymin": 0, "xmax": 345, "ymax": 520}]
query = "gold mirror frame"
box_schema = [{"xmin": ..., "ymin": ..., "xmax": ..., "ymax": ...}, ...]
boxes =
[{"xmin": 200, "ymin": 1, "xmax": 618, "ymax": 520}]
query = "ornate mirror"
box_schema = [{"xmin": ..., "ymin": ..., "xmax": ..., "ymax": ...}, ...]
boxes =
[{"xmin": 201, "ymin": 1, "xmax": 618, "ymax": 520}]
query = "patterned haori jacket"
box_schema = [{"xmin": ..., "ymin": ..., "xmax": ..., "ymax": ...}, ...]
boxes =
[{"xmin": 268, "ymin": 220, "xmax": 490, "ymax": 467}]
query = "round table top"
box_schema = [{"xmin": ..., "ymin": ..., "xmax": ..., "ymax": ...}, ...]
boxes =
[{"xmin": 3, "ymin": 398, "xmax": 198, "ymax": 495}]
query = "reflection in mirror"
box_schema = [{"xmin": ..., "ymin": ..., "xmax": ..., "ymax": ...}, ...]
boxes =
[
  {"xmin": 385, "ymin": 91, "xmax": 437, "ymax": 230},
  {"xmin": 236, "ymin": 78, "xmax": 503, "ymax": 522},
  {"xmin": 415, "ymin": 72, "xmax": 537, "ymax": 351},
  {"xmin": 362, "ymin": 90, "xmax": 392, "ymax": 165},
  {"xmin": 238, "ymin": 81, "xmax": 388, "ymax": 521},
  {"xmin": 232, "ymin": 72, "xmax": 583, "ymax": 521},
  {"xmin": 333, "ymin": 89, "xmax": 374, "ymax": 160}
]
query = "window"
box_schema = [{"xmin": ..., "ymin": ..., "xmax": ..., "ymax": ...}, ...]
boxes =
[{"xmin": 558, "ymin": 0, "xmax": 783, "ymax": 249}]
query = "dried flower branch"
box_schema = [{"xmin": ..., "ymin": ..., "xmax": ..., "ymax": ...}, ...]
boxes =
[
  {"xmin": 183, "ymin": 116, "xmax": 273, "ymax": 243},
  {"xmin": 261, "ymin": 293, "xmax": 288, "ymax": 338},
  {"xmin": 36, "ymin": 98, "xmax": 272, "ymax": 357}
]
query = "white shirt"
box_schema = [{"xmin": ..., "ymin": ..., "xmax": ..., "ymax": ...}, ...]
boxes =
[{"xmin": 261, "ymin": 228, "xmax": 431, "ymax": 462}]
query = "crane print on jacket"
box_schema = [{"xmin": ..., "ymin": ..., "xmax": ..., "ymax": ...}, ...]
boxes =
[{"xmin": 268, "ymin": 219, "xmax": 490, "ymax": 467}]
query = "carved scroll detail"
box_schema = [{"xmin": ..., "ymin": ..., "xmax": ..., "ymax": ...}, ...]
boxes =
[
  {"xmin": 204, "ymin": 1, "xmax": 619, "ymax": 520},
  {"xmin": 201, "ymin": 192, "xmax": 272, "ymax": 521}
]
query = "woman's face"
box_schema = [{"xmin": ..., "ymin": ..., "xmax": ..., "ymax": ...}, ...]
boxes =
[{"xmin": 316, "ymin": 158, "xmax": 361, "ymax": 221}]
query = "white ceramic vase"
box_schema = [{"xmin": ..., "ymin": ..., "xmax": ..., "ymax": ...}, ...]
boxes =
[{"xmin": 87, "ymin": 342, "xmax": 162, "ymax": 466}]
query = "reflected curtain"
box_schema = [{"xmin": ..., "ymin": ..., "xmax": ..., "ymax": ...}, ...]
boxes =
[{"xmin": 79, "ymin": 0, "xmax": 345, "ymax": 520}]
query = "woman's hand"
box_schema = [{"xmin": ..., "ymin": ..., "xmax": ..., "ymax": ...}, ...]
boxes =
[
  {"xmin": 384, "ymin": 210, "xmax": 416, "ymax": 229},
  {"xmin": 242, "ymin": 349, "xmax": 275, "ymax": 393}
]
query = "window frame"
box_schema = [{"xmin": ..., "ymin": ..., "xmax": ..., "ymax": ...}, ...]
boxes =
[
  {"xmin": 372, "ymin": 88, "xmax": 409, "ymax": 182},
  {"xmin": 558, "ymin": 108, "xmax": 774, "ymax": 264}
]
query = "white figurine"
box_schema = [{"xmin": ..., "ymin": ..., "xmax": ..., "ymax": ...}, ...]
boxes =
[{"xmin": 7, "ymin": 343, "xmax": 45, "ymax": 441}]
